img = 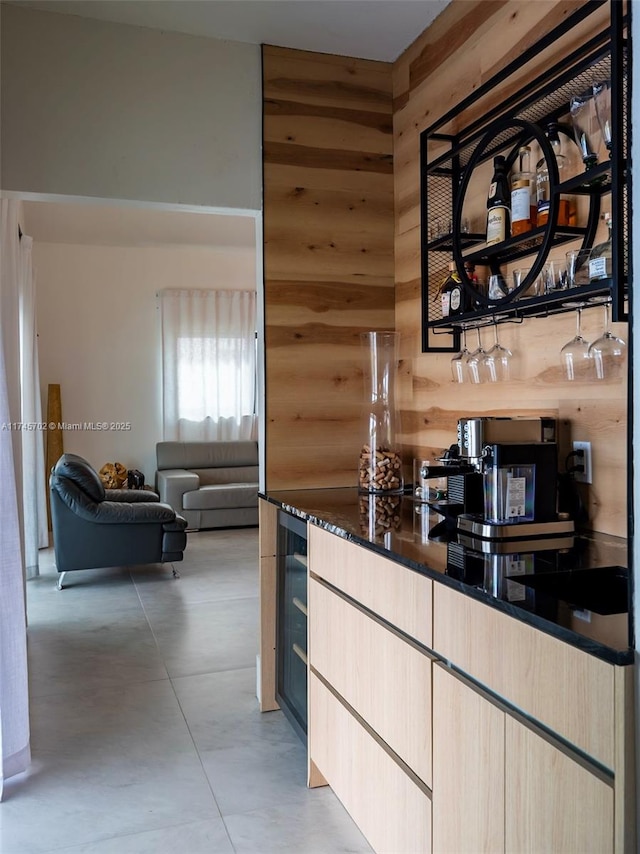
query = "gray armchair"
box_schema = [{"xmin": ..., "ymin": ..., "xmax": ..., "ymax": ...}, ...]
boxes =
[{"xmin": 50, "ymin": 453, "xmax": 188, "ymax": 589}]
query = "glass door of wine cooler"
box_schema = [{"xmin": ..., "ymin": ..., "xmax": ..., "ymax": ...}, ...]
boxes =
[{"xmin": 276, "ymin": 511, "xmax": 308, "ymax": 743}]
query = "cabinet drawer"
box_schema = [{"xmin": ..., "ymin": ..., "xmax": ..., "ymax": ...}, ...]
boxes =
[
  {"xmin": 505, "ymin": 714, "xmax": 614, "ymax": 854},
  {"xmin": 309, "ymin": 524, "xmax": 432, "ymax": 648},
  {"xmin": 309, "ymin": 672, "xmax": 431, "ymax": 854},
  {"xmin": 310, "ymin": 577, "xmax": 432, "ymax": 787},
  {"xmin": 433, "ymin": 584, "xmax": 614, "ymax": 768}
]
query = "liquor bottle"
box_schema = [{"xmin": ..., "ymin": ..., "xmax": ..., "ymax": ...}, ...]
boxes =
[
  {"xmin": 510, "ymin": 146, "xmax": 536, "ymax": 235},
  {"xmin": 438, "ymin": 261, "xmax": 474, "ymax": 316},
  {"xmin": 437, "ymin": 261, "xmax": 461, "ymax": 318},
  {"xmin": 486, "ymin": 155, "xmax": 510, "ymax": 246},
  {"xmin": 588, "ymin": 213, "xmax": 612, "ymax": 281},
  {"xmin": 536, "ymin": 123, "xmax": 572, "ymax": 227}
]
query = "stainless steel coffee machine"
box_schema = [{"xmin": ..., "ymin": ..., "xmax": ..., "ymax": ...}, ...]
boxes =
[{"xmin": 421, "ymin": 417, "xmax": 574, "ymax": 540}]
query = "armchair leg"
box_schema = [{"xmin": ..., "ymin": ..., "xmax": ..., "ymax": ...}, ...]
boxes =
[
  {"xmin": 172, "ymin": 567, "xmax": 181, "ymax": 579},
  {"xmin": 56, "ymin": 572, "xmax": 67, "ymax": 591}
]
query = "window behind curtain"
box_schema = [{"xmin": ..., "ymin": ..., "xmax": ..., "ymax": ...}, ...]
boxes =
[{"xmin": 160, "ymin": 289, "xmax": 257, "ymax": 441}]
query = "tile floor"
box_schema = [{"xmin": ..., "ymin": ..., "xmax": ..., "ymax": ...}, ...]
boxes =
[{"xmin": 0, "ymin": 528, "xmax": 372, "ymax": 854}]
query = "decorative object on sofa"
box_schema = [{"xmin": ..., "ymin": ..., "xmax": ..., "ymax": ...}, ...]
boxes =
[
  {"xmin": 127, "ymin": 469, "xmax": 145, "ymax": 489},
  {"xmin": 98, "ymin": 461, "xmax": 127, "ymax": 489},
  {"xmin": 50, "ymin": 453, "xmax": 187, "ymax": 590},
  {"xmin": 155, "ymin": 441, "xmax": 259, "ymax": 530}
]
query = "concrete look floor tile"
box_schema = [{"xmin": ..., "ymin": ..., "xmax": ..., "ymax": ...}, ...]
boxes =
[
  {"xmin": 223, "ymin": 792, "xmax": 374, "ymax": 853},
  {"xmin": 142, "ymin": 596, "xmax": 259, "ymax": 678},
  {"xmin": 198, "ymin": 738, "xmax": 311, "ymax": 815},
  {"xmin": 0, "ymin": 682, "xmax": 220, "ymax": 854},
  {"xmin": 132, "ymin": 560, "xmax": 258, "ymax": 606},
  {"xmin": 27, "ymin": 610, "xmax": 168, "ymax": 699},
  {"xmin": 32, "ymin": 819, "xmax": 235, "ymax": 854},
  {"xmin": 172, "ymin": 667, "xmax": 300, "ymax": 752}
]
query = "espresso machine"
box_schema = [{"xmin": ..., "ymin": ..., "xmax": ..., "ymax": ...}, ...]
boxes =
[{"xmin": 421, "ymin": 417, "xmax": 575, "ymax": 541}]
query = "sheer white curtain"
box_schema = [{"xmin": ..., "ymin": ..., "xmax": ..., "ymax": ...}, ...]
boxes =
[
  {"xmin": 160, "ymin": 289, "xmax": 257, "ymax": 442},
  {"xmin": 20, "ymin": 234, "xmax": 49, "ymax": 577},
  {"xmin": 0, "ymin": 198, "xmax": 31, "ymax": 797}
]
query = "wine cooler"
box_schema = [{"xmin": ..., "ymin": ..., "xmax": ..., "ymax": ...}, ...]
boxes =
[{"xmin": 276, "ymin": 510, "xmax": 308, "ymax": 742}]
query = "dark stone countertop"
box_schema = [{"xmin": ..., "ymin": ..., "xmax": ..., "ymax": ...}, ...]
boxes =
[{"xmin": 260, "ymin": 487, "xmax": 633, "ymax": 666}]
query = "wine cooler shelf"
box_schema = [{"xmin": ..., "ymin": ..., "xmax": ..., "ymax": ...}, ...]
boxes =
[{"xmin": 419, "ymin": 0, "xmax": 628, "ymax": 353}]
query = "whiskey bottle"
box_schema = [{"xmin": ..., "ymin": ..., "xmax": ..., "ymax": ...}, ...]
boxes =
[
  {"xmin": 536, "ymin": 123, "xmax": 572, "ymax": 227},
  {"xmin": 437, "ymin": 262, "xmax": 461, "ymax": 318},
  {"xmin": 510, "ymin": 146, "xmax": 536, "ymax": 235},
  {"xmin": 486, "ymin": 155, "xmax": 510, "ymax": 246}
]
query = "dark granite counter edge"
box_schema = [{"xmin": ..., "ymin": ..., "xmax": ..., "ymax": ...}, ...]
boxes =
[{"xmin": 260, "ymin": 492, "xmax": 634, "ymax": 667}]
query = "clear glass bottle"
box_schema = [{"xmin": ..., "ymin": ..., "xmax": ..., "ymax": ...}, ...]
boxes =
[
  {"xmin": 510, "ymin": 146, "xmax": 536, "ymax": 235},
  {"xmin": 358, "ymin": 331, "xmax": 403, "ymax": 494},
  {"xmin": 486, "ymin": 155, "xmax": 510, "ymax": 245},
  {"xmin": 588, "ymin": 213, "xmax": 613, "ymax": 281},
  {"xmin": 535, "ymin": 123, "xmax": 572, "ymax": 227}
]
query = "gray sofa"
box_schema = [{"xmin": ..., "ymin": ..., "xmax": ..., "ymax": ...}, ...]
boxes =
[{"xmin": 155, "ymin": 441, "xmax": 259, "ymax": 530}]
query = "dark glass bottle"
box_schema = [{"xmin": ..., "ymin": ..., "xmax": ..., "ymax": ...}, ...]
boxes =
[{"xmin": 486, "ymin": 155, "xmax": 511, "ymax": 245}]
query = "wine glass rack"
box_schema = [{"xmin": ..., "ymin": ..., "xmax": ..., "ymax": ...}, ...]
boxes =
[{"xmin": 419, "ymin": 0, "xmax": 629, "ymax": 352}]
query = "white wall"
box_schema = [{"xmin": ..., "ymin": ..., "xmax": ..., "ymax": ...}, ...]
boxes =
[
  {"xmin": 0, "ymin": 4, "xmax": 261, "ymax": 210},
  {"xmin": 34, "ymin": 240, "xmax": 256, "ymax": 481}
]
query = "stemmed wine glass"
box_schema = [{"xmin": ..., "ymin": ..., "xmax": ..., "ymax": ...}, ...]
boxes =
[
  {"xmin": 464, "ymin": 323, "xmax": 489, "ymax": 384},
  {"xmin": 560, "ymin": 302, "xmax": 591, "ymax": 381},
  {"xmin": 481, "ymin": 319, "xmax": 513, "ymax": 382},
  {"xmin": 451, "ymin": 327, "xmax": 470, "ymax": 383},
  {"xmin": 588, "ymin": 299, "xmax": 626, "ymax": 380}
]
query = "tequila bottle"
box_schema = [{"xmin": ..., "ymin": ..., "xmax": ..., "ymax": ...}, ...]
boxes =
[{"xmin": 588, "ymin": 213, "xmax": 612, "ymax": 282}]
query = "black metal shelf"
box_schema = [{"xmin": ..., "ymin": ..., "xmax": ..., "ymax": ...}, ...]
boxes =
[
  {"xmin": 419, "ymin": 0, "xmax": 628, "ymax": 354},
  {"xmin": 426, "ymin": 281, "xmax": 615, "ymax": 332}
]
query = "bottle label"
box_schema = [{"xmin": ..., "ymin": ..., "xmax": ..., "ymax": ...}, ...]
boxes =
[
  {"xmin": 511, "ymin": 185, "xmax": 531, "ymax": 223},
  {"xmin": 486, "ymin": 208, "xmax": 508, "ymax": 245},
  {"xmin": 441, "ymin": 292, "xmax": 451, "ymax": 317},
  {"xmin": 589, "ymin": 256, "xmax": 609, "ymax": 280},
  {"xmin": 488, "ymin": 182, "xmax": 497, "ymax": 199},
  {"xmin": 450, "ymin": 286, "xmax": 462, "ymax": 313}
]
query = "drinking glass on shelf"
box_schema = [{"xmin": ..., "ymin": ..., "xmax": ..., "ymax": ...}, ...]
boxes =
[
  {"xmin": 565, "ymin": 248, "xmax": 591, "ymax": 287},
  {"xmin": 481, "ymin": 320, "xmax": 513, "ymax": 382},
  {"xmin": 588, "ymin": 300, "xmax": 627, "ymax": 380},
  {"xmin": 464, "ymin": 324, "xmax": 489, "ymax": 384},
  {"xmin": 512, "ymin": 267, "xmax": 532, "ymax": 297},
  {"xmin": 570, "ymin": 88, "xmax": 599, "ymax": 170},
  {"xmin": 593, "ymin": 79, "xmax": 612, "ymax": 152},
  {"xmin": 559, "ymin": 302, "xmax": 591, "ymax": 381},
  {"xmin": 450, "ymin": 327, "xmax": 470, "ymax": 383}
]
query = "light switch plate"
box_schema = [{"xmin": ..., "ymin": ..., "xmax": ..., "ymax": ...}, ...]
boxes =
[{"xmin": 572, "ymin": 441, "xmax": 592, "ymax": 484}]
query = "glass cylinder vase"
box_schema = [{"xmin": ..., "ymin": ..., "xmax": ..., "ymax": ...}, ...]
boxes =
[{"xmin": 358, "ymin": 331, "xmax": 404, "ymax": 494}]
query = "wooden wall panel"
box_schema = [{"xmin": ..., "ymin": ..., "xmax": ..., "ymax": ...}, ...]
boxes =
[
  {"xmin": 392, "ymin": 0, "xmax": 627, "ymax": 537},
  {"xmin": 263, "ymin": 45, "xmax": 395, "ymax": 490}
]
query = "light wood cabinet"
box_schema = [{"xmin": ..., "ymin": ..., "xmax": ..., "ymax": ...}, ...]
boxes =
[
  {"xmin": 309, "ymin": 672, "xmax": 432, "ymax": 854},
  {"xmin": 309, "ymin": 523, "xmax": 433, "ymax": 648},
  {"xmin": 258, "ymin": 498, "xmax": 279, "ymax": 711},
  {"xmin": 432, "ymin": 664, "xmax": 505, "ymax": 854},
  {"xmin": 505, "ymin": 713, "xmax": 614, "ymax": 854},
  {"xmin": 433, "ymin": 582, "xmax": 615, "ymax": 768},
  {"xmin": 434, "ymin": 662, "xmax": 615, "ymax": 854},
  {"xmin": 309, "ymin": 576, "xmax": 432, "ymax": 786}
]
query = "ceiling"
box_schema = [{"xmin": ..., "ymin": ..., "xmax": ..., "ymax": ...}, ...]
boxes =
[
  {"xmin": 11, "ymin": 0, "xmax": 450, "ymax": 62},
  {"xmin": 21, "ymin": 201, "xmax": 257, "ymax": 249}
]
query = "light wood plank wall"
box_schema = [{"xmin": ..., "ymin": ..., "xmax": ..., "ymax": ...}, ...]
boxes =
[
  {"xmin": 392, "ymin": 0, "xmax": 627, "ymax": 537},
  {"xmin": 262, "ymin": 45, "xmax": 395, "ymax": 490},
  {"xmin": 262, "ymin": 1, "xmax": 628, "ymax": 536}
]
